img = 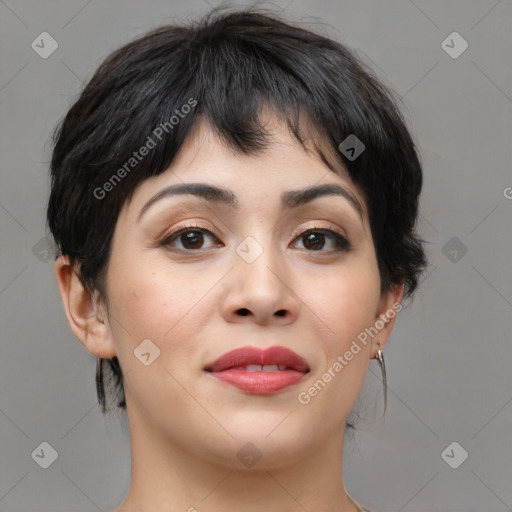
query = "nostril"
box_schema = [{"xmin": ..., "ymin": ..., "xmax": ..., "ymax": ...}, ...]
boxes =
[
  {"xmin": 237, "ymin": 308, "xmax": 250, "ymax": 316},
  {"xmin": 275, "ymin": 310, "xmax": 286, "ymax": 317}
]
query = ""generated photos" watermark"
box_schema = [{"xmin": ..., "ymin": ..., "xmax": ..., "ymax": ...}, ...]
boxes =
[
  {"xmin": 93, "ymin": 97, "xmax": 197, "ymax": 200},
  {"xmin": 297, "ymin": 302, "xmax": 401, "ymax": 404}
]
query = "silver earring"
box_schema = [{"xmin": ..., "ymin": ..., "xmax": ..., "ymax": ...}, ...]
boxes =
[{"xmin": 373, "ymin": 349, "xmax": 387, "ymax": 413}]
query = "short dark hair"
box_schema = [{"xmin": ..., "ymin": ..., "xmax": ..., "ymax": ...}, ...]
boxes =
[{"xmin": 47, "ymin": 6, "xmax": 427, "ymax": 414}]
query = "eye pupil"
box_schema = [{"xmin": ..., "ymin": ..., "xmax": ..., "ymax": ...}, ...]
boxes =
[
  {"xmin": 304, "ymin": 232, "xmax": 325, "ymax": 250},
  {"xmin": 182, "ymin": 231, "xmax": 203, "ymax": 249}
]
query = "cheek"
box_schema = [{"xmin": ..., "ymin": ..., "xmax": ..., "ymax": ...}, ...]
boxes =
[
  {"xmin": 295, "ymin": 276, "xmax": 378, "ymax": 426},
  {"xmin": 293, "ymin": 255, "xmax": 380, "ymax": 417},
  {"xmin": 105, "ymin": 260, "xmax": 209, "ymax": 416},
  {"xmin": 105, "ymin": 256, "xmax": 202, "ymax": 358},
  {"xmin": 301, "ymin": 257, "xmax": 381, "ymax": 350}
]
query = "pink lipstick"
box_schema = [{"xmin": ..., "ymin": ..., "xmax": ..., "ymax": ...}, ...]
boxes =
[{"xmin": 204, "ymin": 346, "xmax": 310, "ymax": 394}]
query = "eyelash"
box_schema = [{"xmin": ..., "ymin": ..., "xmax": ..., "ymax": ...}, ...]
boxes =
[{"xmin": 158, "ymin": 222, "xmax": 352, "ymax": 254}]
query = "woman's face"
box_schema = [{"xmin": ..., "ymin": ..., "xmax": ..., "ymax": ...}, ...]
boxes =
[{"xmin": 100, "ymin": 113, "xmax": 400, "ymax": 468}]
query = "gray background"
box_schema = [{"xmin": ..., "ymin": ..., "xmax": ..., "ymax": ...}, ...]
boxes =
[{"xmin": 1, "ymin": 0, "xmax": 511, "ymax": 511}]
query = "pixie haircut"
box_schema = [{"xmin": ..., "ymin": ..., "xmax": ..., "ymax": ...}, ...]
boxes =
[{"xmin": 46, "ymin": 7, "xmax": 427, "ymax": 413}]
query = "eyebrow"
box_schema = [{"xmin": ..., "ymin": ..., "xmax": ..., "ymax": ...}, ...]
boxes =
[{"xmin": 137, "ymin": 182, "xmax": 363, "ymax": 221}]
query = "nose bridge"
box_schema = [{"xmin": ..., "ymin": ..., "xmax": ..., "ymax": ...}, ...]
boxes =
[
  {"xmin": 235, "ymin": 230, "xmax": 284, "ymax": 295},
  {"xmin": 221, "ymin": 227, "xmax": 299, "ymax": 323},
  {"xmin": 233, "ymin": 207, "xmax": 277, "ymax": 270}
]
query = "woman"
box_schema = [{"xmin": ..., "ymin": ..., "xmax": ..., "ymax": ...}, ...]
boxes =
[{"xmin": 47, "ymin": 7, "xmax": 426, "ymax": 511}]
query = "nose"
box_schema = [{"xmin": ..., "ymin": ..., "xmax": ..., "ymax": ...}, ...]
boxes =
[{"xmin": 220, "ymin": 241, "xmax": 300, "ymax": 326}]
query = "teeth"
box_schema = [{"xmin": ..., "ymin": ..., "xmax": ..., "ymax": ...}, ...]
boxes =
[
  {"xmin": 245, "ymin": 364, "xmax": 262, "ymax": 372},
  {"xmin": 241, "ymin": 364, "xmax": 284, "ymax": 372}
]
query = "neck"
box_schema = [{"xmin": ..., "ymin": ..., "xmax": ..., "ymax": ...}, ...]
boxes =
[{"xmin": 115, "ymin": 407, "xmax": 361, "ymax": 512}]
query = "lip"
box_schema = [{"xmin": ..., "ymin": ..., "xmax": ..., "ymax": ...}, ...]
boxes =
[{"xmin": 204, "ymin": 346, "xmax": 310, "ymax": 394}]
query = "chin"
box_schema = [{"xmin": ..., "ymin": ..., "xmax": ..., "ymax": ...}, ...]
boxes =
[{"xmin": 194, "ymin": 421, "xmax": 315, "ymax": 470}]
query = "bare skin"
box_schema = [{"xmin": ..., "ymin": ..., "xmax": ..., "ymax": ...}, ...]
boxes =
[{"xmin": 55, "ymin": 111, "xmax": 403, "ymax": 512}]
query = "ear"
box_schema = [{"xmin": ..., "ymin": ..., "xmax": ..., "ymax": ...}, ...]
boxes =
[
  {"xmin": 54, "ymin": 255, "xmax": 117, "ymax": 359},
  {"xmin": 369, "ymin": 282, "xmax": 405, "ymax": 359}
]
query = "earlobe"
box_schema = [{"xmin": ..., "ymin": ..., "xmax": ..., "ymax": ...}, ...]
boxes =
[
  {"xmin": 54, "ymin": 255, "xmax": 117, "ymax": 359},
  {"xmin": 370, "ymin": 282, "xmax": 405, "ymax": 358}
]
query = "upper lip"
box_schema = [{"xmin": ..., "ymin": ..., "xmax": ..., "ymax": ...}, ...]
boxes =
[{"xmin": 204, "ymin": 346, "xmax": 310, "ymax": 372}]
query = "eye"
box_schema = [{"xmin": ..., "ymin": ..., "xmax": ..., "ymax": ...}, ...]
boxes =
[
  {"xmin": 159, "ymin": 224, "xmax": 221, "ymax": 251},
  {"xmin": 292, "ymin": 226, "xmax": 351, "ymax": 253},
  {"xmin": 158, "ymin": 223, "xmax": 351, "ymax": 253}
]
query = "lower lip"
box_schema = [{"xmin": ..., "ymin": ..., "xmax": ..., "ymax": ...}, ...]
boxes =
[{"xmin": 207, "ymin": 369, "xmax": 308, "ymax": 394}]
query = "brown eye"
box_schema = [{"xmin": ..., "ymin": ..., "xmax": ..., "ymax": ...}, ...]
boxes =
[
  {"xmin": 293, "ymin": 228, "xmax": 351, "ymax": 253},
  {"xmin": 177, "ymin": 230, "xmax": 206, "ymax": 250},
  {"xmin": 160, "ymin": 226, "xmax": 220, "ymax": 251},
  {"xmin": 302, "ymin": 232, "xmax": 326, "ymax": 250}
]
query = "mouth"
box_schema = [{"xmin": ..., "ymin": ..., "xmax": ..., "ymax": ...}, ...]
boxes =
[{"xmin": 204, "ymin": 346, "xmax": 310, "ymax": 394}]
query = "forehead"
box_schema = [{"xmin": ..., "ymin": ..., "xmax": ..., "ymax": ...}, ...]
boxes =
[
  {"xmin": 121, "ymin": 109, "xmax": 369, "ymax": 224},
  {"xmin": 168, "ymin": 110, "xmax": 352, "ymax": 184}
]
